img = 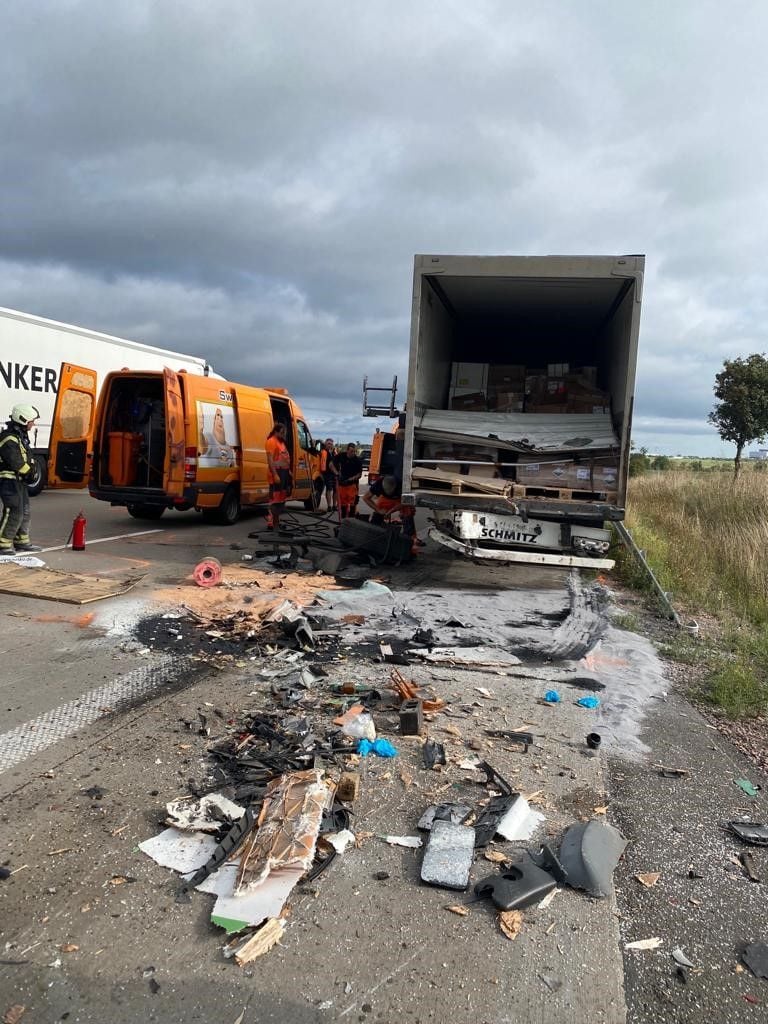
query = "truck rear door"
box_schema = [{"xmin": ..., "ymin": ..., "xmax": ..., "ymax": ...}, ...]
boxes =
[
  {"xmin": 47, "ymin": 363, "xmax": 97, "ymax": 488},
  {"xmin": 163, "ymin": 368, "xmax": 186, "ymax": 497}
]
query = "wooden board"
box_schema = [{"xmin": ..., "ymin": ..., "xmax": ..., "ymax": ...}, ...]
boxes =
[
  {"xmin": 0, "ymin": 563, "xmax": 146, "ymax": 604},
  {"xmin": 411, "ymin": 466, "xmax": 513, "ymax": 497},
  {"xmin": 511, "ymin": 483, "xmax": 619, "ymax": 503}
]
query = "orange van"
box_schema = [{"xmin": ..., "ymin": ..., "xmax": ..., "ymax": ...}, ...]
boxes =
[{"xmin": 47, "ymin": 363, "xmax": 322, "ymax": 523}]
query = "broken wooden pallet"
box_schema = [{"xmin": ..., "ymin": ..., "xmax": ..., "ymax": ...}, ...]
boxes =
[
  {"xmin": 0, "ymin": 563, "xmax": 145, "ymax": 604},
  {"xmin": 411, "ymin": 466, "xmax": 512, "ymax": 496}
]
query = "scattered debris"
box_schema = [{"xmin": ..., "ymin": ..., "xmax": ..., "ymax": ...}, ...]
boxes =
[
  {"xmin": 193, "ymin": 556, "xmax": 223, "ymax": 588},
  {"xmin": 475, "ymin": 853, "xmax": 557, "ymax": 910},
  {"xmin": 336, "ymin": 772, "xmax": 360, "ymax": 803},
  {"xmin": 743, "ymin": 942, "xmax": 768, "ymax": 980},
  {"xmin": 357, "ymin": 738, "xmax": 397, "ymax": 758},
  {"xmin": 418, "ymin": 804, "xmax": 473, "ymax": 832},
  {"xmin": 544, "ymin": 690, "xmax": 561, "ymax": 704},
  {"xmin": 586, "ymin": 732, "xmax": 601, "ymax": 750},
  {"xmin": 498, "ymin": 909, "xmax": 524, "ymax": 941},
  {"xmin": 58, "ymin": 944, "xmax": 79, "ymax": 953},
  {"xmin": 232, "ymin": 918, "xmax": 286, "ymax": 964},
  {"xmin": 539, "ymin": 974, "xmax": 563, "ymax": 993},
  {"xmin": 420, "ymin": 820, "xmax": 475, "ymax": 891},
  {"xmin": 735, "ymin": 779, "xmax": 760, "ymax": 799},
  {"xmin": 423, "ymin": 739, "xmax": 446, "ymax": 770},
  {"xmin": 728, "ymin": 822, "xmax": 768, "ymax": 846},
  {"xmin": 538, "ymin": 819, "xmax": 627, "ymax": 898},
  {"xmin": 445, "ymin": 904, "xmax": 469, "ymax": 916},
  {"xmin": 494, "ymin": 795, "xmax": 545, "ymax": 842},
  {"xmin": 2, "ymin": 1007, "xmax": 26, "ymax": 1024},
  {"xmin": 625, "ymin": 937, "xmax": 663, "ymax": 951},
  {"xmin": 484, "ymin": 729, "xmax": 533, "ymax": 752},
  {"xmin": 671, "ymin": 948, "xmax": 695, "ymax": 969},
  {"xmin": 576, "ymin": 695, "xmax": 600, "ymax": 709},
  {"xmin": 165, "ymin": 794, "xmax": 245, "ymax": 833},
  {"xmin": 382, "ymin": 835, "xmax": 422, "ymax": 849},
  {"xmin": 635, "ymin": 872, "xmax": 661, "ymax": 888},
  {"xmin": 399, "ymin": 699, "xmax": 423, "ymax": 736},
  {"xmin": 653, "ymin": 764, "xmax": 689, "ymax": 778}
]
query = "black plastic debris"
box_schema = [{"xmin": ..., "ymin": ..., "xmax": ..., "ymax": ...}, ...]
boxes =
[
  {"xmin": 742, "ymin": 942, "xmax": 768, "ymax": 980},
  {"xmin": 412, "ymin": 628, "xmax": 436, "ymax": 647},
  {"xmin": 473, "ymin": 761, "xmax": 518, "ymax": 847},
  {"xmin": 417, "ymin": 803, "xmax": 473, "ymax": 831},
  {"xmin": 0, "ymin": 866, "xmax": 11, "ymax": 881},
  {"xmin": 81, "ymin": 785, "xmax": 107, "ymax": 800},
  {"xmin": 484, "ymin": 729, "xmax": 533, "ymax": 752},
  {"xmin": 536, "ymin": 819, "xmax": 627, "ymax": 898},
  {"xmin": 177, "ymin": 806, "xmax": 257, "ymax": 901},
  {"xmin": 586, "ymin": 733, "xmax": 601, "ymax": 750},
  {"xmin": 399, "ymin": 699, "xmax": 423, "ymax": 736},
  {"xmin": 420, "ymin": 820, "xmax": 475, "ymax": 891},
  {"xmin": 474, "ymin": 852, "xmax": 557, "ymax": 910},
  {"xmin": 423, "ymin": 739, "xmax": 446, "ymax": 769},
  {"xmin": 728, "ymin": 822, "xmax": 768, "ymax": 846}
]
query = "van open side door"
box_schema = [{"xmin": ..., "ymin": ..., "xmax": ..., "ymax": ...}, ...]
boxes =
[
  {"xmin": 47, "ymin": 363, "xmax": 97, "ymax": 488},
  {"xmin": 163, "ymin": 368, "xmax": 186, "ymax": 496}
]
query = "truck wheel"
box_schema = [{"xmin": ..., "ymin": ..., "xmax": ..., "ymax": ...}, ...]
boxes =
[
  {"xmin": 209, "ymin": 486, "xmax": 240, "ymax": 525},
  {"xmin": 127, "ymin": 504, "xmax": 165, "ymax": 520},
  {"xmin": 27, "ymin": 454, "xmax": 48, "ymax": 497}
]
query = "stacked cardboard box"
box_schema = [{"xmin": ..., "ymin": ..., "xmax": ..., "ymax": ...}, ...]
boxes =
[
  {"xmin": 448, "ymin": 362, "xmax": 609, "ymax": 414},
  {"xmin": 515, "ymin": 455, "xmax": 619, "ymax": 491}
]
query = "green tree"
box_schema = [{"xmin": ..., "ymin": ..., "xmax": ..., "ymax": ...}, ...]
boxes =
[
  {"xmin": 708, "ymin": 354, "xmax": 768, "ymax": 478},
  {"xmin": 651, "ymin": 455, "xmax": 671, "ymax": 471},
  {"xmin": 629, "ymin": 445, "xmax": 651, "ymax": 477}
]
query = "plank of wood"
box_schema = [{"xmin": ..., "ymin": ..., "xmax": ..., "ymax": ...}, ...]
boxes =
[
  {"xmin": 411, "ymin": 466, "xmax": 512, "ymax": 496},
  {"xmin": 511, "ymin": 483, "xmax": 618, "ymax": 503},
  {"xmin": 0, "ymin": 563, "xmax": 145, "ymax": 604}
]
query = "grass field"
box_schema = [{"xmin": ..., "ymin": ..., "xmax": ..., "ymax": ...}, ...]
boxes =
[{"xmin": 618, "ymin": 470, "xmax": 768, "ymax": 717}]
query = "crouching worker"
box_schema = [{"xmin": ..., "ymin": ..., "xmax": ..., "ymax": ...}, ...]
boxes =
[
  {"xmin": 265, "ymin": 422, "xmax": 292, "ymax": 531},
  {"xmin": 0, "ymin": 405, "xmax": 43, "ymax": 555},
  {"xmin": 362, "ymin": 474, "xmax": 416, "ymax": 542}
]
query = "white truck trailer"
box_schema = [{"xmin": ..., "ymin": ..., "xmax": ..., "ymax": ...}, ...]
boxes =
[
  {"xmin": 393, "ymin": 254, "xmax": 644, "ymax": 568},
  {"xmin": 0, "ymin": 306, "xmax": 215, "ymax": 493}
]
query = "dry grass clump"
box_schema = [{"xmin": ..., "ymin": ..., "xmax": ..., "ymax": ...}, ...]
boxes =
[{"xmin": 620, "ymin": 470, "xmax": 768, "ymax": 716}]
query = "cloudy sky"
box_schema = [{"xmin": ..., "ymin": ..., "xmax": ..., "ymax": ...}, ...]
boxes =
[{"xmin": 2, "ymin": 0, "xmax": 767, "ymax": 455}]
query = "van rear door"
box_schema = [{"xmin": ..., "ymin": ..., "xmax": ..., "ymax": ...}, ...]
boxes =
[
  {"xmin": 47, "ymin": 363, "xmax": 97, "ymax": 488},
  {"xmin": 163, "ymin": 368, "xmax": 186, "ymax": 496}
]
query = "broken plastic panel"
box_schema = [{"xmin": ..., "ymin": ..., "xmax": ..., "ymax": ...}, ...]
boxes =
[
  {"xmin": 417, "ymin": 803, "xmax": 473, "ymax": 832},
  {"xmin": 742, "ymin": 941, "xmax": 768, "ymax": 980},
  {"xmin": 420, "ymin": 820, "xmax": 475, "ymax": 891},
  {"xmin": 473, "ymin": 761, "xmax": 517, "ymax": 847},
  {"xmin": 423, "ymin": 739, "xmax": 446, "ymax": 769},
  {"xmin": 536, "ymin": 819, "xmax": 627, "ymax": 898},
  {"xmin": 474, "ymin": 852, "xmax": 557, "ymax": 910},
  {"xmin": 728, "ymin": 821, "xmax": 768, "ymax": 846}
]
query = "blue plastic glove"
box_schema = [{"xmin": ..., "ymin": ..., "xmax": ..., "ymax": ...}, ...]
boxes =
[
  {"xmin": 544, "ymin": 690, "xmax": 561, "ymax": 703},
  {"xmin": 357, "ymin": 737, "xmax": 398, "ymax": 758},
  {"xmin": 577, "ymin": 695, "xmax": 601, "ymax": 709}
]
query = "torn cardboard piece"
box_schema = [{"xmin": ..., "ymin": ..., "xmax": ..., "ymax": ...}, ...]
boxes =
[{"xmin": 236, "ymin": 769, "xmax": 331, "ymax": 890}]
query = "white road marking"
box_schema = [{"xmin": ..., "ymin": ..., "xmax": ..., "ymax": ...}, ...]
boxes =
[
  {"xmin": 40, "ymin": 528, "xmax": 163, "ymax": 553},
  {"xmin": 0, "ymin": 654, "xmax": 195, "ymax": 775}
]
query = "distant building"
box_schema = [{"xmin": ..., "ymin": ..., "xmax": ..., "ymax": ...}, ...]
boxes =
[{"xmin": 748, "ymin": 449, "xmax": 768, "ymax": 460}]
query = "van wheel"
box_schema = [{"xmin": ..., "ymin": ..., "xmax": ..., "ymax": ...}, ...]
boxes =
[
  {"xmin": 27, "ymin": 454, "xmax": 48, "ymax": 497},
  {"xmin": 212, "ymin": 486, "xmax": 240, "ymax": 525},
  {"xmin": 127, "ymin": 504, "xmax": 165, "ymax": 520}
]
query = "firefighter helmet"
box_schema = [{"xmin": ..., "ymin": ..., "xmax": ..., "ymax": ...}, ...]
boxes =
[{"xmin": 10, "ymin": 404, "xmax": 40, "ymax": 427}]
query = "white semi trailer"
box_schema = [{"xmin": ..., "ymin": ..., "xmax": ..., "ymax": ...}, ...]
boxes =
[
  {"xmin": 0, "ymin": 306, "xmax": 216, "ymax": 493},
  {"xmin": 367, "ymin": 254, "xmax": 644, "ymax": 568}
]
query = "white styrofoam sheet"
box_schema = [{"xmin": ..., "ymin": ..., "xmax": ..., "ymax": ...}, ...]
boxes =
[{"xmin": 416, "ymin": 409, "xmax": 619, "ymax": 452}]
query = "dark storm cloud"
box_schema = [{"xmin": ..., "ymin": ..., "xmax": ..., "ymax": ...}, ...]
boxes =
[{"xmin": 2, "ymin": 1, "xmax": 768, "ymax": 452}]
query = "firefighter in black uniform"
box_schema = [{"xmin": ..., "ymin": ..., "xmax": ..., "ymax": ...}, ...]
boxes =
[{"xmin": 0, "ymin": 404, "xmax": 43, "ymax": 555}]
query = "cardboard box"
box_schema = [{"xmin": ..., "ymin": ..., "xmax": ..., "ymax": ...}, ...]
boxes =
[
  {"xmin": 450, "ymin": 362, "xmax": 488, "ymax": 390},
  {"xmin": 487, "ymin": 364, "xmax": 526, "ymax": 389},
  {"xmin": 490, "ymin": 391, "xmax": 525, "ymax": 413},
  {"xmin": 548, "ymin": 362, "xmax": 570, "ymax": 377},
  {"xmin": 449, "ymin": 388, "xmax": 488, "ymax": 411},
  {"xmin": 515, "ymin": 458, "xmax": 571, "ymax": 488}
]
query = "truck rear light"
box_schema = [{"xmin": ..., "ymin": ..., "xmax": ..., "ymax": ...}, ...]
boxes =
[{"xmin": 184, "ymin": 447, "xmax": 198, "ymax": 481}]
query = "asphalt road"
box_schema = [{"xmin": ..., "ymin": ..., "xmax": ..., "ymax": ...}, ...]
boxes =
[{"xmin": 0, "ymin": 491, "xmax": 765, "ymax": 1023}]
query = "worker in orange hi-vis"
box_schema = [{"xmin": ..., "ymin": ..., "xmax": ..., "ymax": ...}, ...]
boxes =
[
  {"xmin": 265, "ymin": 422, "xmax": 292, "ymax": 531},
  {"xmin": 336, "ymin": 443, "xmax": 363, "ymax": 519}
]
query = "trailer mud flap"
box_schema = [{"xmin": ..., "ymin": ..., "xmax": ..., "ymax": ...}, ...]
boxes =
[{"xmin": 427, "ymin": 527, "xmax": 615, "ymax": 570}]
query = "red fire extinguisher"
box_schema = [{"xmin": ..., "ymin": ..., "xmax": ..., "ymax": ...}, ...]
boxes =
[{"xmin": 71, "ymin": 511, "xmax": 87, "ymax": 551}]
